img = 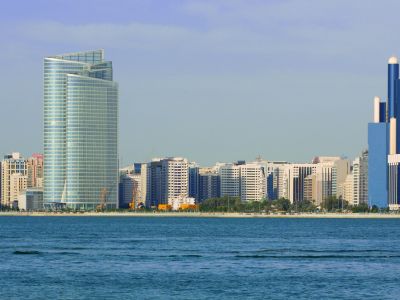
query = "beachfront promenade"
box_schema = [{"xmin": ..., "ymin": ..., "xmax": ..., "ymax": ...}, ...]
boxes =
[{"xmin": 1, "ymin": 211, "xmax": 400, "ymax": 218}]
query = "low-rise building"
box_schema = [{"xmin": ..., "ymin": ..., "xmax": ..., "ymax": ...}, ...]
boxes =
[{"xmin": 18, "ymin": 188, "xmax": 43, "ymax": 211}]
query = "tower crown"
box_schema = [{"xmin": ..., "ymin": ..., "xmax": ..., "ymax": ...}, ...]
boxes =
[{"xmin": 388, "ymin": 56, "xmax": 398, "ymax": 64}]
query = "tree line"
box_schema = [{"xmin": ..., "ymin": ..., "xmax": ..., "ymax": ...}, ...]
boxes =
[{"xmin": 198, "ymin": 196, "xmax": 386, "ymax": 213}]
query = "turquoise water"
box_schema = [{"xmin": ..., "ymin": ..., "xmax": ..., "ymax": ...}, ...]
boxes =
[{"xmin": 0, "ymin": 217, "xmax": 399, "ymax": 299}]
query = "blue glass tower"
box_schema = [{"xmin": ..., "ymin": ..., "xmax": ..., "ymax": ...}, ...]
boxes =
[
  {"xmin": 368, "ymin": 122, "xmax": 388, "ymax": 208},
  {"xmin": 44, "ymin": 50, "xmax": 118, "ymax": 210},
  {"xmin": 369, "ymin": 57, "xmax": 400, "ymax": 209}
]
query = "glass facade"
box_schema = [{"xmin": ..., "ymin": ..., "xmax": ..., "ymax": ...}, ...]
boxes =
[
  {"xmin": 44, "ymin": 50, "xmax": 118, "ymax": 210},
  {"xmin": 368, "ymin": 123, "xmax": 388, "ymax": 208}
]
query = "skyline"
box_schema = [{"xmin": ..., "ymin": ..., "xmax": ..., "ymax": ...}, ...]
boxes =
[{"xmin": 2, "ymin": 1, "xmax": 400, "ymax": 165}]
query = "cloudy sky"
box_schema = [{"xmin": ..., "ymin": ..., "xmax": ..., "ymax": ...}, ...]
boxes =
[{"xmin": 0, "ymin": 0, "xmax": 399, "ymax": 165}]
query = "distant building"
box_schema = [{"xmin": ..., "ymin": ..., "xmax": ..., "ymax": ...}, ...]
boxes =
[
  {"xmin": 352, "ymin": 150, "xmax": 368, "ymax": 205},
  {"xmin": 338, "ymin": 174, "xmax": 354, "ymax": 205},
  {"xmin": 161, "ymin": 157, "xmax": 189, "ymax": 206},
  {"xmin": 119, "ymin": 163, "xmax": 147, "ymax": 208},
  {"xmin": 1, "ymin": 153, "xmax": 27, "ymax": 207},
  {"xmin": 239, "ymin": 163, "xmax": 266, "ymax": 201},
  {"xmin": 219, "ymin": 163, "xmax": 241, "ymax": 197},
  {"xmin": 119, "ymin": 174, "xmax": 136, "ymax": 209},
  {"xmin": 10, "ymin": 173, "xmax": 27, "ymax": 205},
  {"xmin": 287, "ymin": 163, "xmax": 316, "ymax": 204},
  {"xmin": 266, "ymin": 162, "xmax": 289, "ymax": 200},
  {"xmin": 146, "ymin": 157, "xmax": 189, "ymax": 207},
  {"xmin": 146, "ymin": 159, "xmax": 163, "ymax": 207},
  {"xmin": 170, "ymin": 196, "xmax": 195, "ymax": 211},
  {"xmin": 198, "ymin": 168, "xmax": 220, "ymax": 202},
  {"xmin": 189, "ymin": 163, "xmax": 199, "ymax": 201},
  {"xmin": 286, "ymin": 157, "xmax": 349, "ymax": 206},
  {"xmin": 368, "ymin": 57, "xmax": 400, "ymax": 209},
  {"xmin": 44, "ymin": 50, "xmax": 118, "ymax": 210},
  {"xmin": 303, "ymin": 174, "xmax": 316, "ymax": 202},
  {"xmin": 26, "ymin": 154, "xmax": 43, "ymax": 188},
  {"xmin": 18, "ymin": 188, "xmax": 43, "ymax": 211}
]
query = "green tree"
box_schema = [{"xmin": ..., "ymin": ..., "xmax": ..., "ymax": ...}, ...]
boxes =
[
  {"xmin": 272, "ymin": 198, "xmax": 291, "ymax": 212},
  {"xmin": 351, "ymin": 203, "xmax": 369, "ymax": 213},
  {"xmin": 322, "ymin": 196, "xmax": 348, "ymax": 212}
]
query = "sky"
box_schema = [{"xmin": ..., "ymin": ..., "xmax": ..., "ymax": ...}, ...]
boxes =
[{"xmin": 0, "ymin": 0, "xmax": 399, "ymax": 166}]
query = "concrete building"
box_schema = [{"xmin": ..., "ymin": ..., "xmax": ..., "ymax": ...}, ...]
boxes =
[
  {"xmin": 239, "ymin": 163, "xmax": 266, "ymax": 201},
  {"xmin": 338, "ymin": 174, "xmax": 354, "ymax": 205},
  {"xmin": 10, "ymin": 173, "xmax": 27, "ymax": 206},
  {"xmin": 26, "ymin": 153, "xmax": 43, "ymax": 188},
  {"xmin": 161, "ymin": 157, "xmax": 189, "ymax": 206},
  {"xmin": 44, "ymin": 50, "xmax": 118, "ymax": 210},
  {"xmin": 303, "ymin": 174, "xmax": 316, "ymax": 202},
  {"xmin": 266, "ymin": 162, "xmax": 290, "ymax": 200},
  {"xmin": 119, "ymin": 163, "xmax": 147, "ymax": 209},
  {"xmin": 219, "ymin": 163, "xmax": 241, "ymax": 197},
  {"xmin": 286, "ymin": 157, "xmax": 349, "ymax": 206},
  {"xmin": 1, "ymin": 153, "xmax": 27, "ymax": 207},
  {"xmin": 146, "ymin": 157, "xmax": 189, "ymax": 207},
  {"xmin": 146, "ymin": 159, "xmax": 163, "ymax": 207},
  {"xmin": 18, "ymin": 188, "xmax": 43, "ymax": 211},
  {"xmin": 287, "ymin": 163, "xmax": 317, "ymax": 204},
  {"xmin": 170, "ymin": 196, "xmax": 196, "ymax": 211},
  {"xmin": 352, "ymin": 151, "xmax": 368, "ymax": 206},
  {"xmin": 198, "ymin": 168, "xmax": 220, "ymax": 202},
  {"xmin": 189, "ymin": 163, "xmax": 200, "ymax": 201}
]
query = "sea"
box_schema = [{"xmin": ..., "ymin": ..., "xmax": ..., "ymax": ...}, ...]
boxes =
[{"xmin": 0, "ymin": 217, "xmax": 399, "ymax": 299}]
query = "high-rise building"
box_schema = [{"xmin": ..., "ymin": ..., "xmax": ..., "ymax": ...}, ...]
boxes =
[
  {"xmin": 266, "ymin": 161, "xmax": 289, "ymax": 200},
  {"xmin": 1, "ymin": 153, "xmax": 27, "ymax": 207},
  {"xmin": 286, "ymin": 157, "xmax": 349, "ymax": 206},
  {"xmin": 337, "ymin": 174, "xmax": 354, "ymax": 205},
  {"xmin": 26, "ymin": 153, "xmax": 43, "ymax": 188},
  {"xmin": 287, "ymin": 163, "xmax": 316, "ymax": 204},
  {"xmin": 146, "ymin": 159, "xmax": 163, "ymax": 207},
  {"xmin": 198, "ymin": 168, "xmax": 220, "ymax": 202},
  {"xmin": 44, "ymin": 50, "xmax": 118, "ymax": 210},
  {"xmin": 352, "ymin": 151, "xmax": 368, "ymax": 206},
  {"xmin": 146, "ymin": 158, "xmax": 189, "ymax": 207},
  {"xmin": 367, "ymin": 57, "xmax": 400, "ymax": 209},
  {"xmin": 189, "ymin": 163, "xmax": 200, "ymax": 201},
  {"xmin": 303, "ymin": 174, "xmax": 316, "ymax": 202},
  {"xmin": 239, "ymin": 163, "xmax": 266, "ymax": 201},
  {"xmin": 219, "ymin": 163, "xmax": 241, "ymax": 197},
  {"xmin": 119, "ymin": 163, "xmax": 147, "ymax": 209},
  {"xmin": 161, "ymin": 157, "xmax": 189, "ymax": 205},
  {"xmin": 368, "ymin": 95, "xmax": 389, "ymax": 208},
  {"xmin": 10, "ymin": 173, "xmax": 28, "ymax": 206}
]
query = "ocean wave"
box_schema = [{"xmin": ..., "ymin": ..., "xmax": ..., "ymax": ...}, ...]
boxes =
[{"xmin": 13, "ymin": 250, "xmax": 41, "ymax": 255}]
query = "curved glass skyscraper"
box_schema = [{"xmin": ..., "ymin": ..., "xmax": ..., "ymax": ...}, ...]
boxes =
[{"xmin": 44, "ymin": 50, "xmax": 118, "ymax": 210}]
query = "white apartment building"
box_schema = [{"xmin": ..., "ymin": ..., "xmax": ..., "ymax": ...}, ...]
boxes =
[
  {"xmin": 352, "ymin": 151, "xmax": 368, "ymax": 206},
  {"xmin": 1, "ymin": 153, "xmax": 27, "ymax": 207},
  {"xmin": 240, "ymin": 163, "xmax": 266, "ymax": 201},
  {"xmin": 161, "ymin": 157, "xmax": 189, "ymax": 205},
  {"xmin": 10, "ymin": 173, "xmax": 27, "ymax": 204},
  {"xmin": 338, "ymin": 173, "xmax": 354, "ymax": 204}
]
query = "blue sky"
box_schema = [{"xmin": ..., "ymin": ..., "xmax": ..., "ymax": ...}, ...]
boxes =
[{"xmin": 0, "ymin": 0, "xmax": 399, "ymax": 165}]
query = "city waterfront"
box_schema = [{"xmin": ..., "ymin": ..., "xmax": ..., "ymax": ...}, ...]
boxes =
[{"xmin": 1, "ymin": 217, "xmax": 399, "ymax": 299}]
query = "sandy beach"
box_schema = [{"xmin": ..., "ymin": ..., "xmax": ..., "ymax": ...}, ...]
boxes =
[{"xmin": 1, "ymin": 211, "xmax": 400, "ymax": 218}]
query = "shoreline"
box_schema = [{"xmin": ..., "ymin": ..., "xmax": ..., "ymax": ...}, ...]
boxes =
[{"xmin": 0, "ymin": 211, "xmax": 400, "ymax": 218}]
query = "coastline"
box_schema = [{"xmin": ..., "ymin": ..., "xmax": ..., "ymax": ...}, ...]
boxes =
[{"xmin": 0, "ymin": 211, "xmax": 400, "ymax": 218}]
